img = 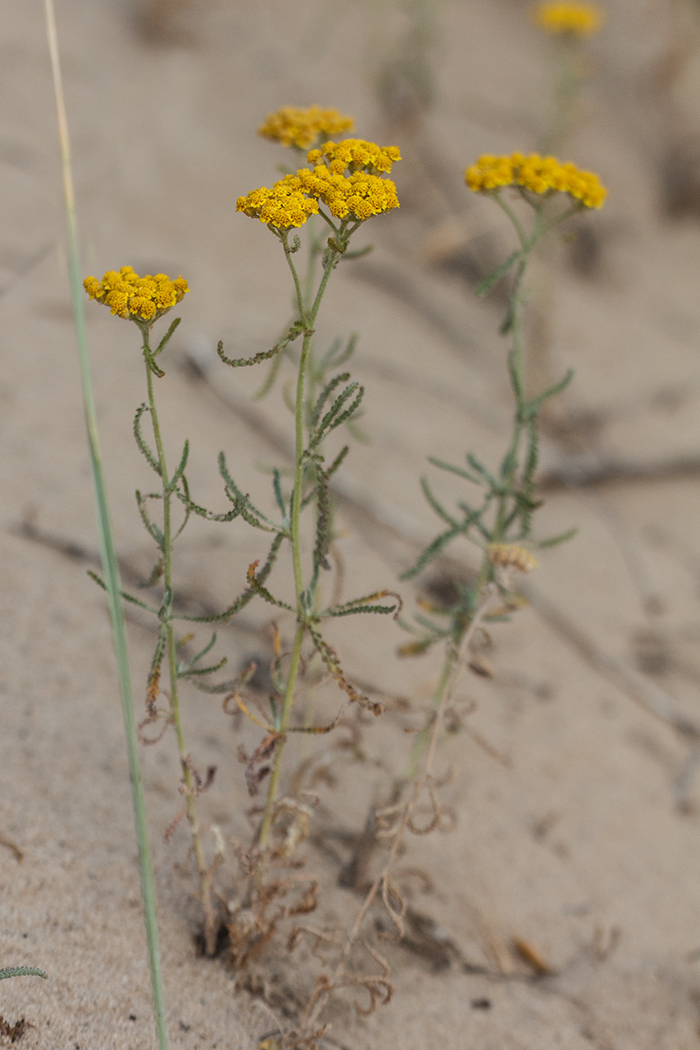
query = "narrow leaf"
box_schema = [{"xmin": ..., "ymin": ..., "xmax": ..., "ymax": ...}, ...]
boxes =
[
  {"xmin": 475, "ymin": 249, "xmax": 521, "ymax": 297},
  {"xmin": 133, "ymin": 403, "xmax": 160, "ymax": 476},
  {"xmin": 538, "ymin": 525, "xmax": 578, "ymax": 548},
  {"xmin": 154, "ymin": 317, "xmax": 181, "ymax": 356}
]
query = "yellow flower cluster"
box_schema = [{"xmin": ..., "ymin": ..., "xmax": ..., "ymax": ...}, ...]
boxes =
[
  {"xmin": 298, "ymin": 167, "xmax": 399, "ymax": 221},
  {"xmin": 238, "ymin": 139, "xmax": 401, "ymax": 229},
  {"xmin": 307, "ymin": 139, "xmax": 401, "ymax": 175},
  {"xmin": 257, "ymin": 106, "xmax": 355, "ymax": 150},
  {"xmin": 236, "ymin": 173, "xmax": 320, "ymax": 229},
  {"xmin": 533, "ymin": 2, "xmax": 604, "ymax": 37},
  {"xmin": 83, "ymin": 267, "xmax": 189, "ymax": 322},
  {"xmin": 465, "ymin": 152, "xmax": 606, "ymax": 209}
]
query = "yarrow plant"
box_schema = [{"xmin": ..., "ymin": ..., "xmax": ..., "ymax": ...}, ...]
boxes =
[
  {"xmin": 296, "ymin": 155, "xmax": 608, "ymax": 1032},
  {"xmin": 533, "ymin": 1, "xmax": 604, "ymax": 37},
  {"xmin": 79, "ymin": 92, "xmax": 607, "ymax": 1044},
  {"xmin": 230, "ymin": 131, "xmax": 401, "ymax": 860},
  {"xmin": 287, "ymin": 148, "xmax": 606, "ymax": 1041},
  {"xmin": 184, "ymin": 127, "xmax": 404, "ymax": 1007},
  {"xmin": 83, "ymin": 121, "xmax": 403, "ymax": 1003},
  {"xmin": 83, "ymin": 265, "xmax": 231, "ymax": 953},
  {"xmin": 397, "ymin": 151, "xmax": 606, "ymax": 783}
]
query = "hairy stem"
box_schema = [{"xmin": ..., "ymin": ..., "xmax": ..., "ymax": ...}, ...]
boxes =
[
  {"xmin": 143, "ymin": 341, "xmax": 212, "ymax": 935},
  {"xmin": 408, "ymin": 198, "xmax": 550, "ymax": 780},
  {"xmin": 490, "ymin": 194, "xmax": 549, "ymax": 538},
  {"xmin": 257, "ymin": 234, "xmax": 340, "ymax": 849}
]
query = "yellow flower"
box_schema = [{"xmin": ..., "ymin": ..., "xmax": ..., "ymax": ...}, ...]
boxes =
[
  {"xmin": 533, "ymin": 2, "xmax": 604, "ymax": 37},
  {"xmin": 464, "ymin": 153, "xmax": 514, "ymax": 192},
  {"xmin": 258, "ymin": 106, "xmax": 355, "ymax": 150},
  {"xmin": 236, "ymin": 172, "xmax": 320, "ymax": 229},
  {"xmin": 83, "ymin": 266, "xmax": 189, "ymax": 323},
  {"xmin": 465, "ymin": 151, "xmax": 606, "ymax": 209},
  {"xmin": 297, "ymin": 166, "xmax": 399, "ymax": 221},
  {"xmin": 307, "ymin": 138, "xmax": 401, "ymax": 176},
  {"xmin": 239, "ymin": 138, "xmax": 401, "ymax": 229}
]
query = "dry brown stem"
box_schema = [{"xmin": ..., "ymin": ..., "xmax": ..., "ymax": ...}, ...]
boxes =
[{"xmin": 300, "ymin": 585, "xmax": 497, "ymax": 1032}]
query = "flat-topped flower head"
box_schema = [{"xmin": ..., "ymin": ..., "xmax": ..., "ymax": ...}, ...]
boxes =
[
  {"xmin": 258, "ymin": 106, "xmax": 355, "ymax": 150},
  {"xmin": 465, "ymin": 151, "xmax": 606, "ymax": 209},
  {"xmin": 307, "ymin": 138, "xmax": 401, "ymax": 176},
  {"xmin": 236, "ymin": 172, "xmax": 320, "ymax": 230},
  {"xmin": 239, "ymin": 137, "xmax": 400, "ymax": 230},
  {"xmin": 533, "ymin": 2, "xmax": 604, "ymax": 37},
  {"xmin": 297, "ymin": 166, "xmax": 399, "ymax": 221},
  {"xmin": 286, "ymin": 138, "xmax": 402, "ymax": 224},
  {"xmin": 83, "ymin": 266, "xmax": 188, "ymax": 324}
]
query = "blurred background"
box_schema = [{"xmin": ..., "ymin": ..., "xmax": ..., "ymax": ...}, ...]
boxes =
[{"xmin": 4, "ymin": 1, "xmax": 700, "ymax": 1047}]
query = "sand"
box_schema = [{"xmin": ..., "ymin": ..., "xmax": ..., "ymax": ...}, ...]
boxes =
[{"xmin": 3, "ymin": 0, "xmax": 700, "ymax": 1046}]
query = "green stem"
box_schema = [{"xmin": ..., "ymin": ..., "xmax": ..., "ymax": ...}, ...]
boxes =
[
  {"xmin": 302, "ymin": 222, "xmax": 324, "ymax": 311},
  {"xmin": 143, "ymin": 343, "xmax": 207, "ymax": 884},
  {"xmin": 413, "ymin": 200, "xmax": 554, "ymax": 775},
  {"xmin": 494, "ymin": 262, "xmax": 529, "ymax": 538},
  {"xmin": 489, "ymin": 197, "xmax": 551, "ymax": 538},
  {"xmin": 257, "ymin": 621, "xmax": 306, "ymax": 849},
  {"xmin": 492, "ymin": 191, "xmax": 529, "ymax": 249},
  {"xmin": 257, "ymin": 234, "xmax": 340, "ymax": 849},
  {"xmin": 405, "ymin": 641, "xmax": 458, "ymax": 781},
  {"xmin": 407, "ymin": 190, "xmax": 582, "ymax": 829},
  {"xmin": 44, "ymin": 3, "xmax": 169, "ymax": 1045}
]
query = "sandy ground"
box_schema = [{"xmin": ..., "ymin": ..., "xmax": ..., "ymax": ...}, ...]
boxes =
[{"xmin": 3, "ymin": 0, "xmax": 700, "ymax": 1046}]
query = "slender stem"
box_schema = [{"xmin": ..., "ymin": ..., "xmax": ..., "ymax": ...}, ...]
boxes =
[
  {"xmin": 143, "ymin": 345, "xmax": 206, "ymax": 881},
  {"xmin": 484, "ymin": 198, "xmax": 574, "ymax": 551},
  {"xmin": 509, "ymin": 258, "xmax": 528, "ymax": 385},
  {"xmin": 257, "ymin": 238, "xmax": 340, "ymax": 849},
  {"xmin": 491, "ymin": 190, "xmax": 530, "ymax": 250},
  {"xmin": 405, "ymin": 643, "xmax": 457, "ymax": 781},
  {"xmin": 305, "ymin": 588, "xmax": 496, "ymax": 1032},
  {"xmin": 308, "ymin": 245, "xmax": 340, "ymax": 327},
  {"xmin": 412, "ymin": 199, "xmax": 550, "ymax": 778},
  {"xmin": 257, "ymin": 621, "xmax": 306, "ymax": 849},
  {"xmin": 316, "ymin": 208, "xmax": 341, "ymax": 236},
  {"xmin": 44, "ymin": 3, "xmax": 169, "ymax": 1046},
  {"xmin": 282, "ymin": 238, "xmax": 306, "ymax": 320},
  {"xmin": 302, "ymin": 224, "xmax": 323, "ymax": 311},
  {"xmin": 257, "ymin": 337, "xmax": 311, "ymax": 850},
  {"xmin": 290, "ymin": 334, "xmax": 312, "ymax": 601},
  {"xmin": 490, "ymin": 202, "xmax": 552, "ymax": 537}
]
